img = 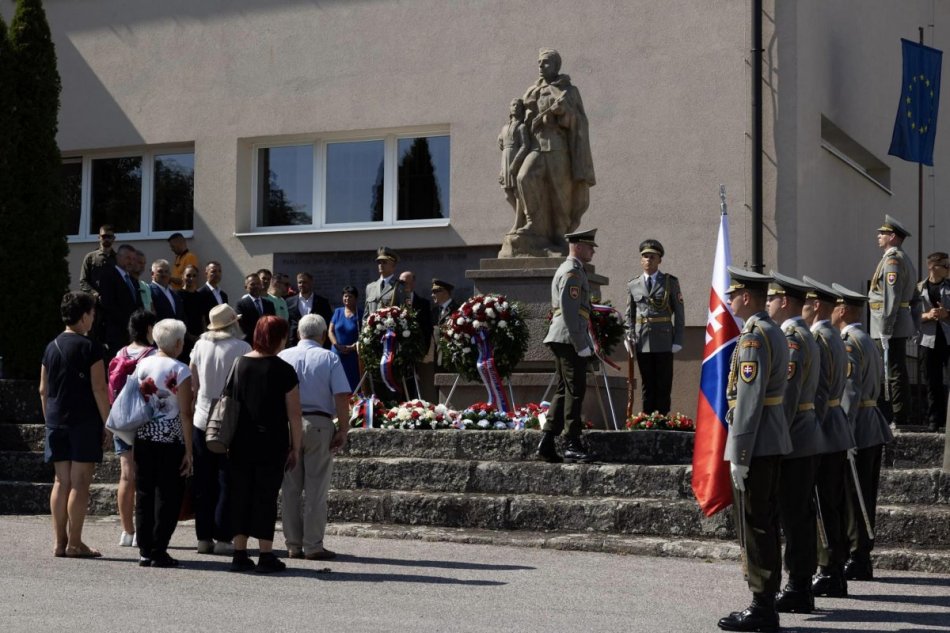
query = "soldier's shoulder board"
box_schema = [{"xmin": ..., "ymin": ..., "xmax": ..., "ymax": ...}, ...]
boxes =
[
  {"xmin": 886, "ymin": 258, "xmax": 900, "ymax": 266},
  {"xmin": 741, "ymin": 338, "xmax": 761, "ymax": 349}
]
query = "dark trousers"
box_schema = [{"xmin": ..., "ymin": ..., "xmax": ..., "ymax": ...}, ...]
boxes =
[
  {"xmin": 777, "ymin": 454, "xmax": 820, "ymax": 586},
  {"xmin": 876, "ymin": 338, "xmax": 910, "ymax": 425},
  {"xmin": 816, "ymin": 450, "xmax": 849, "ymax": 570},
  {"xmin": 544, "ymin": 342, "xmax": 588, "ymax": 438},
  {"xmin": 193, "ymin": 428, "xmax": 232, "ymax": 543},
  {"xmin": 846, "ymin": 443, "xmax": 883, "ymax": 558},
  {"xmin": 230, "ymin": 457, "xmax": 285, "ymax": 542},
  {"xmin": 134, "ymin": 440, "xmax": 186, "ymax": 558},
  {"xmin": 731, "ymin": 455, "xmax": 783, "ymax": 594},
  {"xmin": 636, "ymin": 351, "xmax": 673, "ymax": 415},
  {"xmin": 921, "ymin": 331, "xmax": 949, "ymax": 427}
]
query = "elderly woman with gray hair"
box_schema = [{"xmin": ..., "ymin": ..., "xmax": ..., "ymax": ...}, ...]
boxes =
[
  {"xmin": 189, "ymin": 305, "xmax": 251, "ymax": 555},
  {"xmin": 133, "ymin": 318, "xmax": 193, "ymax": 568}
]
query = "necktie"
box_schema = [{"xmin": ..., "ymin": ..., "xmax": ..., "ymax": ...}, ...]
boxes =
[
  {"xmin": 380, "ymin": 279, "xmax": 386, "ymax": 293},
  {"xmin": 646, "ymin": 276, "xmax": 653, "ymax": 294},
  {"xmin": 255, "ymin": 298, "xmax": 263, "ymax": 315},
  {"xmin": 124, "ymin": 274, "xmax": 137, "ymax": 299}
]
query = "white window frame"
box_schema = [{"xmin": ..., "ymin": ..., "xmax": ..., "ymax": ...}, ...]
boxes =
[
  {"xmin": 62, "ymin": 146, "xmax": 196, "ymax": 244},
  {"xmin": 249, "ymin": 126, "xmax": 450, "ymax": 234}
]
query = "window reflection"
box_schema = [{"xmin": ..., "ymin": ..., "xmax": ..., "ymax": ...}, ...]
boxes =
[
  {"xmin": 326, "ymin": 140, "xmax": 384, "ymax": 224},
  {"xmin": 91, "ymin": 156, "xmax": 142, "ymax": 233},
  {"xmin": 397, "ymin": 135, "xmax": 449, "ymax": 221},
  {"xmin": 257, "ymin": 145, "xmax": 313, "ymax": 227},
  {"xmin": 153, "ymin": 152, "xmax": 194, "ymax": 232},
  {"xmin": 61, "ymin": 159, "xmax": 82, "ymax": 236}
]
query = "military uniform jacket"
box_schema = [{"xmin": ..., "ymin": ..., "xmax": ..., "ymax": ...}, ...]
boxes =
[
  {"xmin": 543, "ymin": 257, "xmax": 593, "ymax": 353},
  {"xmin": 869, "ymin": 246, "xmax": 918, "ymax": 338},
  {"xmin": 811, "ymin": 320, "xmax": 856, "ymax": 452},
  {"xmin": 781, "ymin": 317, "xmax": 824, "ymax": 459},
  {"xmin": 724, "ymin": 312, "xmax": 792, "ymax": 466},
  {"xmin": 841, "ymin": 324, "xmax": 894, "ymax": 449},
  {"xmin": 624, "ymin": 271, "xmax": 685, "ymax": 353},
  {"xmin": 916, "ymin": 278, "xmax": 950, "ymax": 348},
  {"xmin": 363, "ymin": 276, "xmax": 406, "ymax": 321}
]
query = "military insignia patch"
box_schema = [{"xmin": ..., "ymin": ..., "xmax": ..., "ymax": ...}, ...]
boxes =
[
  {"xmin": 788, "ymin": 341, "xmax": 800, "ymax": 351},
  {"xmin": 569, "ymin": 286, "xmax": 580, "ymax": 300},
  {"xmin": 845, "ymin": 344, "xmax": 853, "ymax": 353},
  {"xmin": 740, "ymin": 361, "xmax": 757, "ymax": 383},
  {"xmin": 886, "ymin": 272, "xmax": 897, "ymax": 285},
  {"xmin": 787, "ymin": 362, "xmax": 796, "ymax": 380},
  {"xmin": 741, "ymin": 339, "xmax": 761, "ymax": 349}
]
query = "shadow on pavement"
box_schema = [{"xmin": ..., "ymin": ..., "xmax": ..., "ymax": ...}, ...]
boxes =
[
  {"xmin": 329, "ymin": 554, "xmax": 535, "ymax": 571},
  {"xmin": 800, "ymin": 606, "xmax": 950, "ymax": 630}
]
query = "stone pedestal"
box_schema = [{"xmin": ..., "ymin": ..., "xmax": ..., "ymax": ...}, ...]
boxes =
[{"xmin": 434, "ymin": 372, "xmax": 630, "ymax": 430}]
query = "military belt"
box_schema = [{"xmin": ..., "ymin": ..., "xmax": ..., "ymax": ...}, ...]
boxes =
[
  {"xmin": 797, "ymin": 403, "xmax": 815, "ymax": 411},
  {"xmin": 869, "ymin": 302, "xmax": 910, "ymax": 309},
  {"xmin": 859, "ymin": 400, "xmax": 877, "ymax": 408},
  {"xmin": 637, "ymin": 316, "xmax": 672, "ymax": 324},
  {"xmin": 727, "ymin": 396, "xmax": 783, "ymax": 407},
  {"xmin": 552, "ymin": 308, "xmax": 590, "ymax": 320},
  {"xmin": 827, "ymin": 398, "xmax": 841, "ymax": 407}
]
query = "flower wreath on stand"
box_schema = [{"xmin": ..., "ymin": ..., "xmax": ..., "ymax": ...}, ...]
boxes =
[
  {"xmin": 589, "ymin": 300, "xmax": 626, "ymax": 365},
  {"xmin": 358, "ymin": 305, "xmax": 427, "ymax": 404},
  {"xmin": 380, "ymin": 399, "xmax": 456, "ymax": 430},
  {"xmin": 439, "ymin": 294, "xmax": 529, "ymax": 413}
]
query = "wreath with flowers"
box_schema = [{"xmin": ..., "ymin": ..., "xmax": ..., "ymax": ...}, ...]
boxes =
[
  {"xmin": 380, "ymin": 399, "xmax": 455, "ymax": 430},
  {"xmin": 358, "ymin": 305, "xmax": 427, "ymax": 387},
  {"xmin": 439, "ymin": 294, "xmax": 529, "ymax": 382},
  {"xmin": 589, "ymin": 300, "xmax": 626, "ymax": 357},
  {"xmin": 626, "ymin": 411, "xmax": 695, "ymax": 432}
]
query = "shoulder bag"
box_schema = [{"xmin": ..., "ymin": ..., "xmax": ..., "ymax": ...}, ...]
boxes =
[{"xmin": 205, "ymin": 357, "xmax": 241, "ymax": 454}]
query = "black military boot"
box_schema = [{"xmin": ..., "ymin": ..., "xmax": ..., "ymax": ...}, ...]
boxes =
[
  {"xmin": 718, "ymin": 592, "xmax": 780, "ymax": 632},
  {"xmin": 775, "ymin": 579, "xmax": 815, "ymax": 613},
  {"xmin": 536, "ymin": 431, "xmax": 563, "ymax": 463},
  {"xmin": 812, "ymin": 566, "xmax": 848, "ymax": 597},
  {"xmin": 563, "ymin": 436, "xmax": 594, "ymax": 463},
  {"xmin": 844, "ymin": 551, "xmax": 873, "ymax": 581}
]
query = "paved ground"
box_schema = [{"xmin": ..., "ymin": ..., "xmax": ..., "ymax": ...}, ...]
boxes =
[{"xmin": 1, "ymin": 515, "xmax": 948, "ymax": 633}]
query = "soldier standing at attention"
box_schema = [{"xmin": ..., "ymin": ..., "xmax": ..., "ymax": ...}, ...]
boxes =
[
  {"xmin": 624, "ymin": 239, "xmax": 684, "ymax": 414},
  {"xmin": 538, "ymin": 229, "xmax": 598, "ymax": 464},
  {"xmin": 802, "ymin": 276, "xmax": 857, "ymax": 598},
  {"xmin": 766, "ymin": 272, "xmax": 825, "ymax": 615},
  {"xmin": 831, "ymin": 283, "xmax": 894, "ymax": 582},
  {"xmin": 363, "ymin": 247, "xmax": 406, "ymax": 320},
  {"xmin": 718, "ymin": 267, "xmax": 791, "ymax": 633},
  {"xmin": 868, "ymin": 215, "xmax": 918, "ymax": 427}
]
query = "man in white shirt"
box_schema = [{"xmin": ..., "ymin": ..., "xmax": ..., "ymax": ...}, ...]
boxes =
[{"xmin": 278, "ymin": 314, "xmax": 351, "ymax": 560}]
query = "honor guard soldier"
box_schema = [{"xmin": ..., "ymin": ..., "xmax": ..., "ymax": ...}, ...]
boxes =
[
  {"xmin": 832, "ymin": 283, "xmax": 894, "ymax": 581},
  {"xmin": 766, "ymin": 272, "xmax": 825, "ymax": 614},
  {"xmin": 718, "ymin": 267, "xmax": 791, "ymax": 633},
  {"xmin": 802, "ymin": 276, "xmax": 857, "ymax": 598},
  {"xmin": 624, "ymin": 239, "xmax": 685, "ymax": 414},
  {"xmin": 364, "ymin": 247, "xmax": 406, "ymax": 321},
  {"xmin": 538, "ymin": 229, "xmax": 598, "ymax": 464},
  {"xmin": 868, "ymin": 215, "xmax": 919, "ymax": 427}
]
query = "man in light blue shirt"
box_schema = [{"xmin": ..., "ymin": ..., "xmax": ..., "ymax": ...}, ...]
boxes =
[{"xmin": 277, "ymin": 314, "xmax": 350, "ymax": 560}]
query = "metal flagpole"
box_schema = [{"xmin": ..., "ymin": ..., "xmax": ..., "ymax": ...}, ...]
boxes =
[
  {"xmin": 444, "ymin": 374, "xmax": 461, "ymax": 408},
  {"xmin": 541, "ymin": 371, "xmax": 557, "ymax": 402}
]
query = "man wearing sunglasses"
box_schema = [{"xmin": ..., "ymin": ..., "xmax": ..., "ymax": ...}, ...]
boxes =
[
  {"xmin": 917, "ymin": 252, "xmax": 950, "ymax": 431},
  {"xmin": 79, "ymin": 224, "xmax": 117, "ymax": 298}
]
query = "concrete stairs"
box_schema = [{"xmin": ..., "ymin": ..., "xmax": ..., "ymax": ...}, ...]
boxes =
[{"xmin": 1, "ymin": 378, "xmax": 948, "ymax": 572}]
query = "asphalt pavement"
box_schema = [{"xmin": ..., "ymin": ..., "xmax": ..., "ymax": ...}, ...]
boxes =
[{"xmin": 1, "ymin": 515, "xmax": 948, "ymax": 632}]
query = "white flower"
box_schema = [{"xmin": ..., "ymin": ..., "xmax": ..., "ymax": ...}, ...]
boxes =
[
  {"xmin": 499, "ymin": 302, "xmax": 509, "ymax": 311},
  {"xmin": 426, "ymin": 411, "xmax": 436, "ymax": 420},
  {"xmin": 485, "ymin": 308, "xmax": 496, "ymax": 319},
  {"xmin": 462, "ymin": 347, "xmax": 472, "ymax": 354},
  {"xmin": 376, "ymin": 324, "xmax": 384, "ymax": 332},
  {"xmin": 397, "ymin": 408, "xmax": 411, "ymax": 421},
  {"xmin": 384, "ymin": 318, "xmax": 396, "ymax": 328},
  {"xmin": 472, "ymin": 320, "xmax": 482, "ymax": 328},
  {"xmin": 453, "ymin": 333, "xmax": 461, "ymax": 340},
  {"xmin": 456, "ymin": 317, "xmax": 465, "ymax": 326},
  {"xmin": 477, "ymin": 419, "xmax": 490, "ymax": 429},
  {"xmin": 434, "ymin": 404, "xmax": 447, "ymax": 415},
  {"xmin": 498, "ymin": 320, "xmax": 508, "ymax": 329},
  {"xmin": 473, "ymin": 303, "xmax": 482, "ymax": 312},
  {"xmin": 402, "ymin": 330, "xmax": 410, "ymax": 338},
  {"xmin": 494, "ymin": 421, "xmax": 508, "ymax": 430}
]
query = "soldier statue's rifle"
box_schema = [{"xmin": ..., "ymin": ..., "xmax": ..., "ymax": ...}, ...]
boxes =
[
  {"xmin": 847, "ymin": 451, "xmax": 876, "ymax": 540},
  {"xmin": 528, "ymin": 89, "xmax": 568, "ymax": 133}
]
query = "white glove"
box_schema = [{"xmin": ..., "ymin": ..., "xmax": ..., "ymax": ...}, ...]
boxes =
[
  {"xmin": 730, "ymin": 463, "xmax": 749, "ymax": 492},
  {"xmin": 880, "ymin": 335, "xmax": 891, "ymax": 351},
  {"xmin": 577, "ymin": 347, "xmax": 593, "ymax": 358},
  {"xmin": 847, "ymin": 447, "xmax": 857, "ymax": 459},
  {"xmin": 623, "ymin": 338, "xmax": 635, "ymax": 357},
  {"xmin": 672, "ymin": 344, "xmax": 682, "ymax": 354}
]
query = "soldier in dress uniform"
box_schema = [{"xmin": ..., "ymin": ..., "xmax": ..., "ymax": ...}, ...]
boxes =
[
  {"xmin": 624, "ymin": 239, "xmax": 685, "ymax": 415},
  {"xmin": 363, "ymin": 246, "xmax": 406, "ymax": 321},
  {"xmin": 718, "ymin": 267, "xmax": 791, "ymax": 633},
  {"xmin": 538, "ymin": 228, "xmax": 597, "ymax": 464},
  {"xmin": 766, "ymin": 272, "xmax": 825, "ymax": 614},
  {"xmin": 867, "ymin": 215, "xmax": 919, "ymax": 427},
  {"xmin": 831, "ymin": 282, "xmax": 894, "ymax": 582},
  {"xmin": 801, "ymin": 276, "xmax": 857, "ymax": 598}
]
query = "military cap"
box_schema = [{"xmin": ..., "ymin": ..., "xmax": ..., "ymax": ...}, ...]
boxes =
[
  {"xmin": 831, "ymin": 282, "xmax": 868, "ymax": 307},
  {"xmin": 566, "ymin": 228, "xmax": 598, "ymax": 247},
  {"xmin": 877, "ymin": 214, "xmax": 912, "ymax": 238},
  {"xmin": 801, "ymin": 275, "xmax": 838, "ymax": 303},
  {"xmin": 375, "ymin": 246, "xmax": 399, "ymax": 262},
  {"xmin": 726, "ymin": 266, "xmax": 772, "ymax": 293},
  {"xmin": 767, "ymin": 270, "xmax": 811, "ymax": 301},
  {"xmin": 431, "ymin": 278, "xmax": 454, "ymax": 293},
  {"xmin": 639, "ymin": 239, "xmax": 664, "ymax": 257}
]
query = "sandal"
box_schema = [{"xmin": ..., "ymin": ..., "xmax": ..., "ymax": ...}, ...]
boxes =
[
  {"xmin": 53, "ymin": 548, "xmax": 66, "ymax": 558},
  {"xmin": 64, "ymin": 543, "xmax": 102, "ymax": 558}
]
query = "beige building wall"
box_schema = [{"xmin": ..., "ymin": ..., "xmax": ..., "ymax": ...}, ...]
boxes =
[{"xmin": 13, "ymin": 0, "xmax": 949, "ymax": 415}]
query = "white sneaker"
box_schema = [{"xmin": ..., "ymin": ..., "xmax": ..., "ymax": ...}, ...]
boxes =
[
  {"xmin": 132, "ymin": 533, "xmax": 137, "ymax": 547},
  {"xmin": 213, "ymin": 540, "xmax": 234, "ymax": 555},
  {"xmin": 119, "ymin": 531, "xmax": 134, "ymax": 547}
]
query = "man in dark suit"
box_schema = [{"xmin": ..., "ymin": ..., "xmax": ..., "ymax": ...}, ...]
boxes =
[
  {"xmin": 399, "ymin": 271, "xmax": 433, "ymax": 400},
  {"xmin": 197, "ymin": 260, "xmax": 229, "ymax": 329},
  {"xmin": 149, "ymin": 259, "xmax": 185, "ymax": 321},
  {"xmin": 287, "ymin": 272, "xmax": 332, "ymax": 346},
  {"xmin": 236, "ymin": 273, "xmax": 275, "ymax": 343},
  {"xmin": 98, "ymin": 244, "xmax": 144, "ymax": 360},
  {"xmin": 430, "ymin": 277, "xmax": 461, "ymax": 373}
]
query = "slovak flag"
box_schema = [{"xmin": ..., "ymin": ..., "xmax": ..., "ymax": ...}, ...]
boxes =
[{"xmin": 691, "ymin": 210, "xmax": 742, "ymax": 517}]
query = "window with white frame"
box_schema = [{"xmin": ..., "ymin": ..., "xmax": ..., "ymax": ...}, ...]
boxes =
[
  {"xmin": 253, "ymin": 131, "xmax": 449, "ymax": 231},
  {"xmin": 60, "ymin": 147, "xmax": 195, "ymax": 240}
]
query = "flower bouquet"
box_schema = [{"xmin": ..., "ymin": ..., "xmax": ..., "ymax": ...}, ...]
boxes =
[
  {"xmin": 626, "ymin": 410, "xmax": 695, "ymax": 432},
  {"xmin": 358, "ymin": 305, "xmax": 427, "ymax": 396},
  {"xmin": 509, "ymin": 402, "xmax": 549, "ymax": 430},
  {"xmin": 380, "ymin": 399, "xmax": 456, "ymax": 430},
  {"xmin": 348, "ymin": 394, "xmax": 387, "ymax": 428},
  {"xmin": 455, "ymin": 402, "xmax": 513, "ymax": 430},
  {"xmin": 590, "ymin": 300, "xmax": 626, "ymax": 357}
]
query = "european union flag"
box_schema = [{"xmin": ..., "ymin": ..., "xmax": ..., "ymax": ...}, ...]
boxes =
[{"xmin": 889, "ymin": 39, "xmax": 942, "ymax": 166}]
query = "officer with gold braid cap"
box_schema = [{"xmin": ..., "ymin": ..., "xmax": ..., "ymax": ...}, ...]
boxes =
[{"xmin": 718, "ymin": 267, "xmax": 791, "ymax": 633}]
